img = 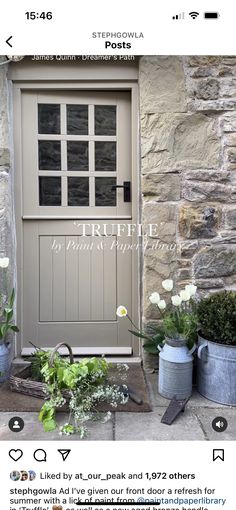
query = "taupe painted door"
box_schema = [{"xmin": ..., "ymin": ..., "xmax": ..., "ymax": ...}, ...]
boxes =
[{"xmin": 20, "ymin": 90, "xmax": 134, "ymax": 353}]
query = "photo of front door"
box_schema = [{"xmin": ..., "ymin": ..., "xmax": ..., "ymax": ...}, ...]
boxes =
[{"xmin": 16, "ymin": 89, "xmax": 138, "ymax": 355}]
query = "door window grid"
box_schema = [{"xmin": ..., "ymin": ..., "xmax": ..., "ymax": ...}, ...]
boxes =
[{"xmin": 37, "ymin": 103, "xmax": 117, "ymax": 207}]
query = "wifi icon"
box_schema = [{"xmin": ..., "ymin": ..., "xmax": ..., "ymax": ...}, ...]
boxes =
[{"xmin": 189, "ymin": 11, "xmax": 199, "ymax": 19}]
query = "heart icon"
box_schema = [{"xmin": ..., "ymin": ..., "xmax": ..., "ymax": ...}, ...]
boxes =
[{"xmin": 9, "ymin": 449, "xmax": 23, "ymax": 461}]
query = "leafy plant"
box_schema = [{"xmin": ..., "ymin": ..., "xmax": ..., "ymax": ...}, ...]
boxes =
[
  {"xmin": 0, "ymin": 289, "xmax": 19, "ymax": 345},
  {"xmin": 116, "ymin": 281, "xmax": 198, "ymax": 353},
  {"xmin": 36, "ymin": 350, "xmax": 129, "ymax": 437},
  {"xmin": 127, "ymin": 324, "xmax": 165, "ymax": 354},
  {"xmin": 197, "ymin": 291, "xmax": 236, "ymax": 346}
]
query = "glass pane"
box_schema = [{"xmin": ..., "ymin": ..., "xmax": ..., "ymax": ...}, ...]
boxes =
[
  {"xmin": 95, "ymin": 142, "xmax": 116, "ymax": 172},
  {"xmin": 68, "ymin": 177, "xmax": 89, "ymax": 206},
  {"xmin": 95, "ymin": 105, "xmax": 116, "ymax": 135},
  {"xmin": 38, "ymin": 104, "xmax": 60, "ymax": 134},
  {"xmin": 67, "ymin": 141, "xmax": 89, "ymax": 171},
  {"xmin": 39, "ymin": 177, "xmax": 61, "ymax": 206},
  {"xmin": 38, "ymin": 141, "xmax": 61, "ymax": 170},
  {"xmin": 95, "ymin": 177, "xmax": 116, "ymax": 206},
  {"xmin": 67, "ymin": 105, "xmax": 88, "ymax": 135}
]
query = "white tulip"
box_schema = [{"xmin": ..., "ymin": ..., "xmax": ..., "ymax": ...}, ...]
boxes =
[
  {"xmin": 162, "ymin": 279, "xmax": 173, "ymax": 292},
  {"xmin": 158, "ymin": 299, "xmax": 166, "ymax": 310},
  {"xmin": 171, "ymin": 295, "xmax": 182, "ymax": 306},
  {"xmin": 185, "ymin": 283, "xmax": 197, "ymax": 297},
  {"xmin": 149, "ymin": 292, "xmax": 160, "ymax": 304},
  {"xmin": 116, "ymin": 305, "xmax": 128, "ymax": 317},
  {"xmin": 180, "ymin": 289, "xmax": 191, "ymax": 302},
  {"xmin": 0, "ymin": 257, "xmax": 9, "ymax": 268}
]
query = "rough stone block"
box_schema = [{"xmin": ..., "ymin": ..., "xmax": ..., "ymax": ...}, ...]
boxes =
[
  {"xmin": 0, "ymin": 149, "xmax": 10, "ymax": 167},
  {"xmin": 190, "ymin": 68, "xmax": 214, "ymax": 78},
  {"xmin": 195, "ymin": 278, "xmax": 224, "ymax": 289},
  {"xmin": 142, "ymin": 173, "xmax": 180, "ymax": 201},
  {"xmin": 214, "ymin": 232, "xmax": 236, "ymax": 243},
  {"xmin": 225, "ymin": 134, "xmax": 236, "ymax": 147},
  {"xmin": 176, "ymin": 267, "xmax": 192, "ymax": 280},
  {"xmin": 194, "ymin": 246, "xmax": 236, "ymax": 278},
  {"xmin": 143, "ymin": 252, "xmax": 177, "ymax": 320},
  {"xmin": 220, "ymin": 78, "xmax": 236, "ymax": 99},
  {"xmin": 139, "ymin": 56, "xmax": 187, "ymax": 113},
  {"xmin": 188, "ymin": 99, "xmax": 236, "ymax": 112},
  {"xmin": 225, "ymin": 209, "xmax": 236, "ymax": 229},
  {"xmin": 142, "ymin": 203, "xmax": 177, "ymax": 318},
  {"xmin": 186, "ymin": 57, "xmax": 221, "ymax": 67},
  {"xmin": 182, "ymin": 181, "xmax": 229, "ymax": 202},
  {"xmin": 180, "ymin": 241, "xmax": 199, "ymax": 257},
  {"xmin": 227, "ymin": 148, "xmax": 236, "ymax": 163},
  {"xmin": 222, "ymin": 113, "xmax": 236, "ymax": 132},
  {"xmin": 218, "ymin": 67, "xmax": 234, "ymax": 77},
  {"xmin": 141, "ymin": 113, "xmax": 220, "ymax": 173},
  {"xmin": 142, "ymin": 203, "xmax": 177, "ymax": 243},
  {"xmin": 222, "ymin": 57, "xmax": 236, "ymax": 66},
  {"xmin": 183, "ymin": 170, "xmax": 230, "ymax": 182},
  {"xmin": 179, "ymin": 205, "xmax": 221, "ymax": 239},
  {"xmin": 195, "ymin": 79, "xmax": 220, "ymax": 100}
]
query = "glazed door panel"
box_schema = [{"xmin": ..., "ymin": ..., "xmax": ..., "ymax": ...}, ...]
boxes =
[{"xmin": 20, "ymin": 90, "xmax": 134, "ymax": 353}]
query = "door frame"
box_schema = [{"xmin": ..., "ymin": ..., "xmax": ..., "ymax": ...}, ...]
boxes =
[{"xmin": 12, "ymin": 66, "xmax": 140, "ymax": 357}]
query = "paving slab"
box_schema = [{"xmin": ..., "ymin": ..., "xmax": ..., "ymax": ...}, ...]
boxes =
[
  {"xmin": 114, "ymin": 409, "xmax": 206, "ymax": 441},
  {"xmin": 0, "ymin": 412, "xmax": 114, "ymax": 441},
  {"xmin": 145, "ymin": 373, "xmax": 231, "ymax": 409}
]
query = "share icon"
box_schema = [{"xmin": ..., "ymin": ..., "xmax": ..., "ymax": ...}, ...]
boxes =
[{"xmin": 58, "ymin": 449, "xmax": 71, "ymax": 461}]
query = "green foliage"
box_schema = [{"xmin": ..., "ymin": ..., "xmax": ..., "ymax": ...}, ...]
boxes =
[
  {"xmin": 162, "ymin": 305, "xmax": 198, "ymax": 348},
  {"xmin": 128, "ymin": 326, "xmax": 165, "ymax": 354},
  {"xmin": 197, "ymin": 291, "xmax": 236, "ymax": 345},
  {"xmin": 37, "ymin": 350, "xmax": 128, "ymax": 437},
  {"xmin": 128, "ymin": 303, "xmax": 198, "ymax": 353},
  {"xmin": 0, "ymin": 289, "xmax": 19, "ymax": 345},
  {"xmin": 27, "ymin": 348, "xmax": 51, "ymax": 381}
]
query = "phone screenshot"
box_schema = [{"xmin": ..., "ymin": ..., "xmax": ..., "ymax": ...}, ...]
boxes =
[{"xmin": 0, "ymin": 1, "xmax": 235, "ymax": 508}]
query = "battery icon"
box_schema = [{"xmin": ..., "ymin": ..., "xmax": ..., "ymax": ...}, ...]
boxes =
[{"xmin": 204, "ymin": 12, "xmax": 219, "ymax": 19}]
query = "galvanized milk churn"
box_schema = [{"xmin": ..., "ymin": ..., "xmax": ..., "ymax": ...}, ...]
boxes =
[{"xmin": 158, "ymin": 337, "xmax": 196, "ymax": 400}]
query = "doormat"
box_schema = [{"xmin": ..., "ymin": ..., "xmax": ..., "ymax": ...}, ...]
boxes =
[{"xmin": 0, "ymin": 364, "xmax": 152, "ymax": 413}]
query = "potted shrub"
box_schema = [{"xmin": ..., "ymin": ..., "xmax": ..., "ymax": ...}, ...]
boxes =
[
  {"xmin": 0, "ymin": 289, "xmax": 19, "ymax": 382},
  {"xmin": 197, "ymin": 291, "xmax": 236, "ymax": 405},
  {"xmin": 0, "ymin": 257, "xmax": 19, "ymax": 382}
]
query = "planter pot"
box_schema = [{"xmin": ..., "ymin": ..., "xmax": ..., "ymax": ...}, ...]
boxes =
[
  {"xmin": 197, "ymin": 333, "xmax": 236, "ymax": 406},
  {"xmin": 0, "ymin": 343, "xmax": 11, "ymax": 383},
  {"xmin": 158, "ymin": 337, "xmax": 196, "ymax": 400}
]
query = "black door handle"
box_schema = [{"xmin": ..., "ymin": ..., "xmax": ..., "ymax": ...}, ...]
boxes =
[{"xmin": 112, "ymin": 181, "xmax": 131, "ymax": 202}]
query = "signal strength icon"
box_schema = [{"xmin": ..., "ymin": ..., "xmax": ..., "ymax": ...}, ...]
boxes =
[
  {"xmin": 172, "ymin": 12, "xmax": 185, "ymax": 20},
  {"xmin": 189, "ymin": 11, "xmax": 199, "ymax": 19}
]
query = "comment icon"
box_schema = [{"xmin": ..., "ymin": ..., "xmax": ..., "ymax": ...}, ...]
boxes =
[{"xmin": 33, "ymin": 449, "xmax": 47, "ymax": 462}]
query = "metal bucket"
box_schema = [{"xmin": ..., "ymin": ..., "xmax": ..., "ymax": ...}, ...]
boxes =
[
  {"xmin": 197, "ymin": 334, "xmax": 236, "ymax": 406},
  {"xmin": 0, "ymin": 343, "xmax": 10, "ymax": 383},
  {"xmin": 158, "ymin": 337, "xmax": 195, "ymax": 400}
]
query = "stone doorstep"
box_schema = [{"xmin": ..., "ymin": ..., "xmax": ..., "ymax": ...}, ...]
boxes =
[{"xmin": 12, "ymin": 356, "xmax": 142, "ymax": 367}]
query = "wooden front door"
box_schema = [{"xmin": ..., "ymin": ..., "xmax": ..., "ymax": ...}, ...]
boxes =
[{"xmin": 19, "ymin": 90, "xmax": 136, "ymax": 354}]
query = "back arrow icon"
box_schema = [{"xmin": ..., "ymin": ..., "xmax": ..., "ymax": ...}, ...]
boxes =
[{"xmin": 6, "ymin": 36, "xmax": 13, "ymax": 48}]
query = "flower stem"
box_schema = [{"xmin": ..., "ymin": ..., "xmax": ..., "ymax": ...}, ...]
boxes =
[{"xmin": 127, "ymin": 314, "xmax": 139, "ymax": 331}]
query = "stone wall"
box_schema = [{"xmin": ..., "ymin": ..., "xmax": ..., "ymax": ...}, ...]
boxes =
[
  {"xmin": 140, "ymin": 56, "xmax": 236, "ymax": 329},
  {"xmin": 0, "ymin": 58, "xmax": 14, "ymax": 295}
]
